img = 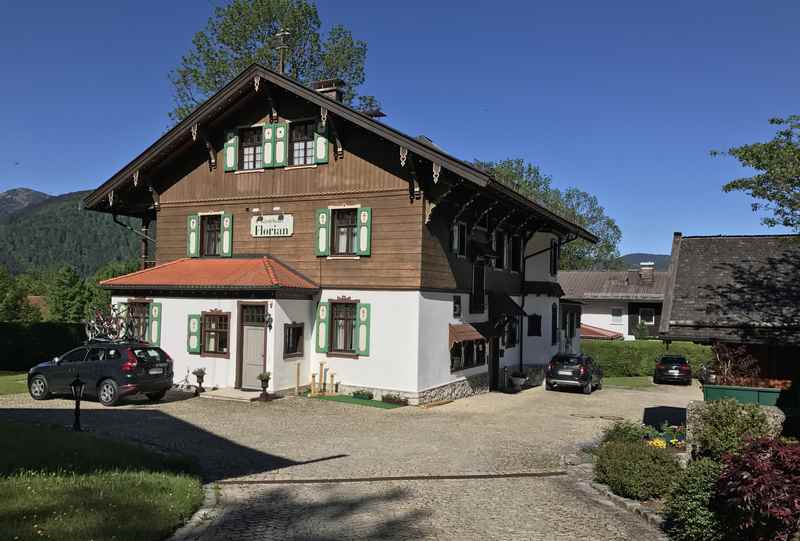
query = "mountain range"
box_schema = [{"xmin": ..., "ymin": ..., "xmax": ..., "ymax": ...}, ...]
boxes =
[{"xmin": 0, "ymin": 188, "xmax": 139, "ymax": 276}]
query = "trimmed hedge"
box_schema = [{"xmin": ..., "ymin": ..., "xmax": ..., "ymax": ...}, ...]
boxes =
[
  {"xmin": 594, "ymin": 440, "xmax": 680, "ymax": 500},
  {"xmin": 582, "ymin": 340, "xmax": 713, "ymax": 377},
  {"xmin": 664, "ymin": 459, "xmax": 724, "ymax": 541},
  {"xmin": 0, "ymin": 322, "xmax": 85, "ymax": 371}
]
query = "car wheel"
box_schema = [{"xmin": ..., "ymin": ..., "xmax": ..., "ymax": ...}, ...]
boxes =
[
  {"xmin": 653, "ymin": 376, "xmax": 660, "ymax": 384},
  {"xmin": 98, "ymin": 379, "xmax": 120, "ymax": 406},
  {"xmin": 582, "ymin": 382, "xmax": 592, "ymax": 395},
  {"xmin": 545, "ymin": 381, "xmax": 554, "ymax": 391},
  {"xmin": 596, "ymin": 380, "xmax": 603, "ymax": 391},
  {"xmin": 146, "ymin": 390, "xmax": 167, "ymax": 402},
  {"xmin": 29, "ymin": 375, "xmax": 50, "ymax": 400}
]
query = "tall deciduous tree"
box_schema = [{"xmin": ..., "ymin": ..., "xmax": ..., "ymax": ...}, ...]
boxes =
[
  {"xmin": 715, "ymin": 115, "xmax": 800, "ymax": 231},
  {"xmin": 169, "ymin": 0, "xmax": 378, "ymax": 121},
  {"xmin": 475, "ymin": 159, "xmax": 624, "ymax": 270}
]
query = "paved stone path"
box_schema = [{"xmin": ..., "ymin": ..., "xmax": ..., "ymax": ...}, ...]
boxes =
[{"xmin": 0, "ymin": 381, "xmax": 700, "ymax": 539}]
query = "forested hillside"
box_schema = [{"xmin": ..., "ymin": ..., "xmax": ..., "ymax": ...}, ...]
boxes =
[{"xmin": 0, "ymin": 191, "xmax": 139, "ymax": 276}]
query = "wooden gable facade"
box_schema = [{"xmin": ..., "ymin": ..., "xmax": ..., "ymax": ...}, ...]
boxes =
[{"xmin": 84, "ymin": 64, "xmax": 595, "ymax": 295}]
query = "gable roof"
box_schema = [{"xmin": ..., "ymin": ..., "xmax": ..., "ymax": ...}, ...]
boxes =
[
  {"xmin": 83, "ymin": 63, "xmax": 596, "ymax": 243},
  {"xmin": 659, "ymin": 233, "xmax": 800, "ymax": 345},
  {"xmin": 100, "ymin": 257, "xmax": 318, "ymax": 291},
  {"xmin": 559, "ymin": 270, "xmax": 668, "ymax": 301}
]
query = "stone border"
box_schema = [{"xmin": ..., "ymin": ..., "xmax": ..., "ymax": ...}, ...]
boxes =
[
  {"xmin": 167, "ymin": 482, "xmax": 221, "ymax": 541},
  {"xmin": 588, "ymin": 481, "xmax": 664, "ymax": 529}
]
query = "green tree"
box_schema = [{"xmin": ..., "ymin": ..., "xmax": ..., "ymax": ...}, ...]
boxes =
[
  {"xmin": 169, "ymin": 0, "xmax": 378, "ymax": 121},
  {"xmin": 46, "ymin": 266, "xmax": 90, "ymax": 323},
  {"xmin": 0, "ymin": 266, "xmax": 42, "ymax": 322},
  {"xmin": 475, "ymin": 159, "xmax": 624, "ymax": 270},
  {"xmin": 715, "ymin": 115, "xmax": 800, "ymax": 231},
  {"xmin": 86, "ymin": 259, "xmax": 140, "ymax": 314}
]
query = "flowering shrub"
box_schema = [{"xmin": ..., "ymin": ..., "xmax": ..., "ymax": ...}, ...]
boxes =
[
  {"xmin": 647, "ymin": 438, "xmax": 667, "ymax": 449},
  {"xmin": 693, "ymin": 399, "xmax": 770, "ymax": 460},
  {"xmin": 712, "ymin": 438, "xmax": 800, "ymax": 541},
  {"xmin": 594, "ymin": 440, "xmax": 680, "ymax": 500}
]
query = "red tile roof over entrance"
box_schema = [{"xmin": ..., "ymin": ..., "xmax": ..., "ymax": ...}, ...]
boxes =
[
  {"xmin": 100, "ymin": 258, "xmax": 318, "ymax": 290},
  {"xmin": 580, "ymin": 324, "xmax": 624, "ymax": 340}
]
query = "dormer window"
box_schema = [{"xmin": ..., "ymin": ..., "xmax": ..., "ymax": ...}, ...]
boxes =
[
  {"xmin": 239, "ymin": 127, "xmax": 263, "ymax": 170},
  {"xmin": 290, "ymin": 121, "xmax": 315, "ymax": 166}
]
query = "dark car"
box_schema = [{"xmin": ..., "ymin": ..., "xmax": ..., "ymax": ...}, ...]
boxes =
[
  {"xmin": 653, "ymin": 355, "xmax": 692, "ymax": 385},
  {"xmin": 546, "ymin": 353, "xmax": 603, "ymax": 394},
  {"xmin": 28, "ymin": 340, "xmax": 173, "ymax": 406}
]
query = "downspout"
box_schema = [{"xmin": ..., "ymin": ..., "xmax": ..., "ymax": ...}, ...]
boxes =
[{"xmin": 518, "ymin": 233, "xmax": 579, "ymax": 373}]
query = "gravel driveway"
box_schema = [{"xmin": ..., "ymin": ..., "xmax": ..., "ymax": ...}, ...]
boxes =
[{"xmin": 0, "ymin": 381, "xmax": 700, "ymax": 540}]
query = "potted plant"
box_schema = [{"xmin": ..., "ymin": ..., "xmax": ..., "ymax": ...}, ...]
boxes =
[
  {"xmin": 192, "ymin": 367, "xmax": 206, "ymax": 394},
  {"xmin": 509, "ymin": 371, "xmax": 527, "ymax": 390},
  {"xmin": 257, "ymin": 371, "xmax": 271, "ymax": 400}
]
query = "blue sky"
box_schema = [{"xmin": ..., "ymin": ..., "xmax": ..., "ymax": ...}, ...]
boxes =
[{"xmin": 0, "ymin": 1, "xmax": 797, "ymax": 254}]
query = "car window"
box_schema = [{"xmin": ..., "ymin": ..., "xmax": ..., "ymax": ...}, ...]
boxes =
[
  {"xmin": 86, "ymin": 348, "xmax": 105, "ymax": 363},
  {"xmin": 61, "ymin": 348, "xmax": 88, "ymax": 363},
  {"xmin": 132, "ymin": 348, "xmax": 166, "ymax": 362},
  {"xmin": 661, "ymin": 356, "xmax": 687, "ymax": 365}
]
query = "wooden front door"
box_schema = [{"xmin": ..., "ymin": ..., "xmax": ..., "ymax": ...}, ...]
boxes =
[{"xmin": 240, "ymin": 305, "xmax": 267, "ymax": 390}]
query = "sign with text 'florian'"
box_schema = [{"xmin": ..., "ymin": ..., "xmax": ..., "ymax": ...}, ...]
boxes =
[{"xmin": 250, "ymin": 214, "xmax": 294, "ymax": 238}]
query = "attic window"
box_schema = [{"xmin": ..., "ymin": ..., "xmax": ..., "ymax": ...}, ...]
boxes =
[{"xmin": 239, "ymin": 127, "xmax": 263, "ymax": 170}]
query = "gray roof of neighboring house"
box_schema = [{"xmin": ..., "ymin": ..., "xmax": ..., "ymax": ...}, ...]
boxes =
[
  {"xmin": 659, "ymin": 233, "xmax": 800, "ymax": 345},
  {"xmin": 559, "ymin": 270, "xmax": 668, "ymax": 302}
]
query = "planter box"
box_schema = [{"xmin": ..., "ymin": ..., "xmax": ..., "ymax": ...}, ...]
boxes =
[{"xmin": 703, "ymin": 384, "xmax": 790, "ymax": 407}]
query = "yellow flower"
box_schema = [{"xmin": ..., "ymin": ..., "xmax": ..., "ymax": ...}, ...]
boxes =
[{"xmin": 647, "ymin": 438, "xmax": 667, "ymax": 449}]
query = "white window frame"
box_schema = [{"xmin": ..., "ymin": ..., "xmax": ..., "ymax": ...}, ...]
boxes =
[
  {"xmin": 492, "ymin": 230, "xmax": 507, "ymax": 270},
  {"xmin": 326, "ymin": 204, "xmax": 362, "ymax": 260},
  {"xmin": 451, "ymin": 221, "xmax": 468, "ymax": 259},
  {"xmin": 639, "ymin": 307, "xmax": 656, "ymax": 326},
  {"xmin": 611, "ymin": 307, "xmax": 624, "ymax": 324}
]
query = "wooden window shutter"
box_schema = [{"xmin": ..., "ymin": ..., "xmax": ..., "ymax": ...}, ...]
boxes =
[
  {"xmin": 355, "ymin": 207, "xmax": 372, "ymax": 256},
  {"xmin": 315, "ymin": 302, "xmax": 330, "ymax": 353},
  {"xmin": 224, "ymin": 131, "xmax": 238, "ymax": 172},
  {"xmin": 187, "ymin": 215, "xmax": 200, "ymax": 258},
  {"xmin": 314, "ymin": 122, "xmax": 329, "ymax": 164},
  {"xmin": 263, "ymin": 124, "xmax": 275, "ymax": 168},
  {"xmin": 187, "ymin": 314, "xmax": 201, "ymax": 353},
  {"xmin": 355, "ymin": 303, "xmax": 371, "ymax": 356},
  {"xmin": 274, "ymin": 123, "xmax": 288, "ymax": 167},
  {"xmin": 221, "ymin": 212, "xmax": 234, "ymax": 257},
  {"xmin": 314, "ymin": 209, "xmax": 331, "ymax": 256},
  {"xmin": 148, "ymin": 302, "xmax": 162, "ymax": 346}
]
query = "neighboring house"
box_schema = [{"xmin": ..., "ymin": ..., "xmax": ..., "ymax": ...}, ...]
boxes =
[
  {"xmin": 660, "ymin": 232, "xmax": 800, "ymax": 380},
  {"xmin": 559, "ymin": 264, "xmax": 667, "ymax": 340},
  {"xmin": 83, "ymin": 63, "xmax": 595, "ymax": 404}
]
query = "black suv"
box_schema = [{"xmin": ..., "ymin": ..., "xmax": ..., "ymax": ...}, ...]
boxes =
[
  {"xmin": 653, "ymin": 355, "xmax": 692, "ymax": 385},
  {"xmin": 28, "ymin": 340, "xmax": 173, "ymax": 406},
  {"xmin": 546, "ymin": 353, "xmax": 603, "ymax": 394}
]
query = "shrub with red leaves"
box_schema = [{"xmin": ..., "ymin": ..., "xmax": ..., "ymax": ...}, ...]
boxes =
[{"xmin": 712, "ymin": 437, "xmax": 800, "ymax": 541}]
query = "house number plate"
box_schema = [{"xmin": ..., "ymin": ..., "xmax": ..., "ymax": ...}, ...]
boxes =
[{"xmin": 250, "ymin": 214, "xmax": 294, "ymax": 237}]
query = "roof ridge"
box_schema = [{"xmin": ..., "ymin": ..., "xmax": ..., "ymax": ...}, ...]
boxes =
[
  {"xmin": 100, "ymin": 258, "xmax": 188, "ymax": 285},
  {"xmin": 261, "ymin": 257, "xmax": 278, "ymax": 285}
]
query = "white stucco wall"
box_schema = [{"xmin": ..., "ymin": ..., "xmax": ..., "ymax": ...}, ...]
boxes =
[
  {"xmin": 581, "ymin": 300, "xmax": 630, "ymax": 338},
  {"xmin": 521, "ymin": 294, "xmax": 560, "ymax": 365},
  {"xmin": 271, "ymin": 298, "xmax": 314, "ymax": 392},
  {"xmin": 112, "ymin": 295, "xmax": 247, "ymax": 389},
  {"xmin": 310, "ymin": 289, "xmax": 420, "ymax": 394}
]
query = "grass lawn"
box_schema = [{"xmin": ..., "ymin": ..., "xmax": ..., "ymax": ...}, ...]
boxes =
[
  {"xmin": 314, "ymin": 394, "xmax": 404, "ymax": 409},
  {"xmin": 603, "ymin": 376, "xmax": 658, "ymax": 390},
  {"xmin": 0, "ymin": 420, "xmax": 202, "ymax": 541},
  {"xmin": 0, "ymin": 371, "xmax": 28, "ymax": 395}
]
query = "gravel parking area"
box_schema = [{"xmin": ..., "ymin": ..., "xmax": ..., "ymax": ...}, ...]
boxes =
[{"xmin": 0, "ymin": 381, "xmax": 700, "ymax": 539}]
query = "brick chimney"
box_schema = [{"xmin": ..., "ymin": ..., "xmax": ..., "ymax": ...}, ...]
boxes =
[
  {"xmin": 311, "ymin": 78, "xmax": 345, "ymax": 102},
  {"xmin": 639, "ymin": 262, "xmax": 655, "ymax": 285}
]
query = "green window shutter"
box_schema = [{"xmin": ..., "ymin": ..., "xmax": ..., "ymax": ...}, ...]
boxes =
[
  {"xmin": 315, "ymin": 302, "xmax": 330, "ymax": 353},
  {"xmin": 224, "ymin": 130, "xmax": 238, "ymax": 172},
  {"xmin": 355, "ymin": 207, "xmax": 372, "ymax": 256},
  {"xmin": 274, "ymin": 123, "xmax": 288, "ymax": 167},
  {"xmin": 314, "ymin": 122, "xmax": 329, "ymax": 164},
  {"xmin": 221, "ymin": 212, "xmax": 234, "ymax": 257},
  {"xmin": 187, "ymin": 214, "xmax": 200, "ymax": 258},
  {"xmin": 263, "ymin": 124, "xmax": 275, "ymax": 168},
  {"xmin": 148, "ymin": 302, "xmax": 162, "ymax": 346},
  {"xmin": 355, "ymin": 303, "xmax": 371, "ymax": 356},
  {"xmin": 314, "ymin": 208, "xmax": 331, "ymax": 256},
  {"xmin": 187, "ymin": 314, "xmax": 201, "ymax": 354}
]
